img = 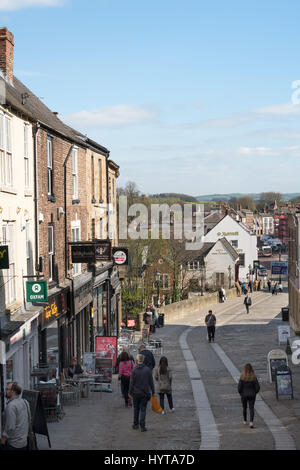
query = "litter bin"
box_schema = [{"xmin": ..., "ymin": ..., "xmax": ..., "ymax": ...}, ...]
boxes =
[
  {"xmin": 281, "ymin": 307, "xmax": 289, "ymax": 322},
  {"xmin": 158, "ymin": 313, "xmax": 164, "ymax": 327}
]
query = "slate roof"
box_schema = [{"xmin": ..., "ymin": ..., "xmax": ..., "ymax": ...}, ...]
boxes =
[{"xmin": 2, "ymin": 76, "xmax": 110, "ymax": 154}]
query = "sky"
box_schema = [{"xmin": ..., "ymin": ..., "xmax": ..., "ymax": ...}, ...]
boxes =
[{"xmin": 2, "ymin": 0, "xmax": 300, "ymax": 196}]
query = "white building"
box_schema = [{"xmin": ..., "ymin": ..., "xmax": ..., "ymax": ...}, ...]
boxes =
[
  {"xmin": 184, "ymin": 237, "xmax": 239, "ymax": 292},
  {"xmin": 0, "ymin": 39, "xmax": 41, "ymax": 391},
  {"xmin": 203, "ymin": 214, "xmax": 258, "ymax": 281}
]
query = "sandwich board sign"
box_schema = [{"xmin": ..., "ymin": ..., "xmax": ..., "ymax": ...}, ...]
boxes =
[
  {"xmin": 267, "ymin": 349, "xmax": 288, "ymax": 383},
  {"xmin": 275, "ymin": 366, "xmax": 293, "ymax": 400},
  {"xmin": 278, "ymin": 325, "xmax": 291, "ymax": 345}
]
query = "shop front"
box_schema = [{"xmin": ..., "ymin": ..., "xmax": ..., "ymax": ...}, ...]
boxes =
[
  {"xmin": 72, "ymin": 272, "xmax": 93, "ymax": 362},
  {"xmin": 37, "ymin": 287, "xmax": 70, "ymax": 372}
]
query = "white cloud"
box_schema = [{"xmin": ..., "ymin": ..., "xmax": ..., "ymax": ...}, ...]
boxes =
[
  {"xmin": 0, "ymin": 0, "xmax": 63, "ymax": 10},
  {"xmin": 254, "ymin": 103, "xmax": 300, "ymax": 116},
  {"xmin": 63, "ymin": 105, "xmax": 158, "ymax": 129},
  {"xmin": 238, "ymin": 146, "xmax": 280, "ymax": 157}
]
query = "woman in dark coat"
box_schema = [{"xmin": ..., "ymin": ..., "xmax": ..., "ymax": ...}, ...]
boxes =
[{"xmin": 238, "ymin": 363, "xmax": 260, "ymax": 428}]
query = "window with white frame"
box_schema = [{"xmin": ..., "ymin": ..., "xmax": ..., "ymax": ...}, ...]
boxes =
[
  {"xmin": 24, "ymin": 124, "xmax": 30, "ymax": 188},
  {"xmin": 187, "ymin": 261, "xmax": 199, "ymax": 270},
  {"xmin": 72, "ymin": 147, "xmax": 78, "ymax": 199},
  {"xmin": 48, "ymin": 225, "xmax": 54, "ymax": 281},
  {"xmin": 0, "ymin": 114, "xmax": 13, "ymax": 187},
  {"xmin": 162, "ymin": 274, "xmax": 170, "ymax": 289},
  {"xmin": 71, "ymin": 220, "xmax": 81, "ymax": 275},
  {"xmin": 2, "ymin": 223, "xmax": 16, "ymax": 305},
  {"xmin": 47, "ymin": 136, "xmax": 53, "ymax": 195}
]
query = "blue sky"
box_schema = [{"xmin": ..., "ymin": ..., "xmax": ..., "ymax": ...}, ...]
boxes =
[{"xmin": 2, "ymin": 0, "xmax": 300, "ymax": 196}]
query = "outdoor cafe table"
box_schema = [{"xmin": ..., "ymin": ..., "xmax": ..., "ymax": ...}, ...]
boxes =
[{"xmin": 66, "ymin": 376, "xmax": 95, "ymax": 398}]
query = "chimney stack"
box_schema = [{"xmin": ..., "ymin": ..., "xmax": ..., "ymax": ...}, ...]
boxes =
[{"xmin": 0, "ymin": 28, "xmax": 14, "ymax": 84}]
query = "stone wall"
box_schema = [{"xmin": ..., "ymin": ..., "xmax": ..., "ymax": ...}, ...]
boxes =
[{"xmin": 138, "ymin": 287, "xmax": 238, "ymax": 329}]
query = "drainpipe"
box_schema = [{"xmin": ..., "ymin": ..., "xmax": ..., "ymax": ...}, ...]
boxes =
[
  {"xmin": 106, "ymin": 151, "xmax": 110, "ymax": 240},
  {"xmin": 63, "ymin": 145, "xmax": 75, "ymax": 361},
  {"xmin": 33, "ymin": 122, "xmax": 40, "ymax": 273}
]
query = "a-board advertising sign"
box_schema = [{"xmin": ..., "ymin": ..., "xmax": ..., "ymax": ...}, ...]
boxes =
[
  {"xmin": 278, "ymin": 325, "xmax": 291, "ymax": 345},
  {"xmin": 26, "ymin": 280, "xmax": 48, "ymax": 303},
  {"xmin": 271, "ymin": 262, "xmax": 288, "ymax": 276},
  {"xmin": 22, "ymin": 390, "xmax": 51, "ymax": 448},
  {"xmin": 267, "ymin": 349, "xmax": 288, "ymax": 383},
  {"xmin": 95, "ymin": 336, "xmax": 117, "ymax": 367},
  {"xmin": 275, "ymin": 366, "xmax": 294, "ymax": 400},
  {"xmin": 95, "ymin": 357, "xmax": 113, "ymax": 383}
]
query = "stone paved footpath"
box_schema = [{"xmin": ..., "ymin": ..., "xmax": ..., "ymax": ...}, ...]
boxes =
[{"xmin": 36, "ymin": 288, "xmax": 300, "ymax": 451}]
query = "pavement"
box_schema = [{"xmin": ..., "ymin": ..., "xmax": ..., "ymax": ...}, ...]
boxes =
[{"xmin": 35, "ymin": 287, "xmax": 300, "ymax": 451}]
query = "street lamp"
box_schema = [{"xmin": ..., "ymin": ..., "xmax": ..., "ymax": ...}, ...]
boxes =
[
  {"xmin": 228, "ymin": 265, "xmax": 232, "ymax": 289},
  {"xmin": 155, "ymin": 271, "xmax": 161, "ymax": 308}
]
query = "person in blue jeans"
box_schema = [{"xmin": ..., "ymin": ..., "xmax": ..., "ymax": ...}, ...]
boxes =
[{"xmin": 129, "ymin": 354, "xmax": 155, "ymax": 432}]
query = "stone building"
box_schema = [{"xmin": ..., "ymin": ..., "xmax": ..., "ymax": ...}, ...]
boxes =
[{"xmin": 288, "ymin": 212, "xmax": 300, "ymax": 334}]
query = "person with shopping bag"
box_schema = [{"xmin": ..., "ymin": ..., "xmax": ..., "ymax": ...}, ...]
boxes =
[
  {"xmin": 154, "ymin": 356, "xmax": 174, "ymax": 415},
  {"xmin": 128, "ymin": 354, "xmax": 155, "ymax": 432}
]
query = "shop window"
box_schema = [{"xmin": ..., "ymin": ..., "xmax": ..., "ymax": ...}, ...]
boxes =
[{"xmin": 6, "ymin": 359, "xmax": 13, "ymax": 382}]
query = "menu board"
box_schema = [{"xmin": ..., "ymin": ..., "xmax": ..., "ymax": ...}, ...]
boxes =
[{"xmin": 95, "ymin": 336, "xmax": 117, "ymax": 367}]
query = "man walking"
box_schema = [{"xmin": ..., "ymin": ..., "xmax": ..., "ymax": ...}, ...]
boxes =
[
  {"xmin": 129, "ymin": 354, "xmax": 155, "ymax": 432},
  {"xmin": 205, "ymin": 310, "xmax": 216, "ymax": 343},
  {"xmin": 139, "ymin": 344, "xmax": 155, "ymax": 371},
  {"xmin": 244, "ymin": 294, "xmax": 252, "ymax": 314},
  {"xmin": 1, "ymin": 382, "xmax": 30, "ymax": 450}
]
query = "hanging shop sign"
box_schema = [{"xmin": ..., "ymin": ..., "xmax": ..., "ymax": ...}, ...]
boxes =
[
  {"xmin": 71, "ymin": 242, "xmax": 96, "ymax": 264},
  {"xmin": 0, "ymin": 245, "xmax": 9, "ymax": 269},
  {"xmin": 26, "ymin": 280, "xmax": 48, "ymax": 303},
  {"xmin": 95, "ymin": 241, "xmax": 112, "ymax": 261},
  {"xmin": 112, "ymin": 247, "xmax": 128, "ymax": 265},
  {"xmin": 40, "ymin": 291, "xmax": 68, "ymax": 330}
]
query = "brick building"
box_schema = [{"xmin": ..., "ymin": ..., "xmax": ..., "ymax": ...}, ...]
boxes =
[{"xmin": 0, "ymin": 27, "xmax": 121, "ymax": 386}]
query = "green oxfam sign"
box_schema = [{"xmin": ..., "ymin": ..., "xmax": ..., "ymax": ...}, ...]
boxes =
[{"xmin": 26, "ymin": 281, "xmax": 48, "ymax": 302}]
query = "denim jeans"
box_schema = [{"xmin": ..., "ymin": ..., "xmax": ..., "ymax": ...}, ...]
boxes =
[
  {"xmin": 133, "ymin": 394, "xmax": 149, "ymax": 428},
  {"xmin": 159, "ymin": 393, "xmax": 173, "ymax": 410}
]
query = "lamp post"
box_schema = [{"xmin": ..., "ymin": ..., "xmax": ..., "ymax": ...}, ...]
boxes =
[
  {"xmin": 228, "ymin": 265, "xmax": 232, "ymax": 289},
  {"xmin": 155, "ymin": 271, "xmax": 161, "ymax": 309}
]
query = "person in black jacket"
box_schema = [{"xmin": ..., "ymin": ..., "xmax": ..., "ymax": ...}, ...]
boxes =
[
  {"xmin": 139, "ymin": 344, "xmax": 155, "ymax": 371},
  {"xmin": 67, "ymin": 357, "xmax": 83, "ymax": 378},
  {"xmin": 129, "ymin": 354, "xmax": 155, "ymax": 432},
  {"xmin": 238, "ymin": 363, "xmax": 260, "ymax": 428}
]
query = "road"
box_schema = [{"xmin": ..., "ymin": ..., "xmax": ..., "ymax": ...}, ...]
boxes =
[{"xmin": 36, "ymin": 288, "xmax": 300, "ymax": 451}]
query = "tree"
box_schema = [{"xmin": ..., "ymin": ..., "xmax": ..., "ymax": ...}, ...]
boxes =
[
  {"xmin": 236, "ymin": 196, "xmax": 256, "ymax": 211},
  {"xmin": 259, "ymin": 192, "xmax": 282, "ymax": 203}
]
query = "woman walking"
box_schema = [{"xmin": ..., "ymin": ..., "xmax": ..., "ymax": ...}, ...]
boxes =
[
  {"xmin": 154, "ymin": 356, "xmax": 174, "ymax": 414},
  {"xmin": 238, "ymin": 363, "xmax": 260, "ymax": 428},
  {"xmin": 118, "ymin": 351, "xmax": 135, "ymax": 407}
]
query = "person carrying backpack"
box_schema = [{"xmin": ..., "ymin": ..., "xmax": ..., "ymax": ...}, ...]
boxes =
[
  {"xmin": 244, "ymin": 294, "xmax": 252, "ymax": 314},
  {"xmin": 154, "ymin": 357, "xmax": 174, "ymax": 415},
  {"xmin": 205, "ymin": 309, "xmax": 216, "ymax": 342}
]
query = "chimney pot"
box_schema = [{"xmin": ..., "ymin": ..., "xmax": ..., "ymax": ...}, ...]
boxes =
[{"xmin": 0, "ymin": 27, "xmax": 14, "ymax": 84}]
